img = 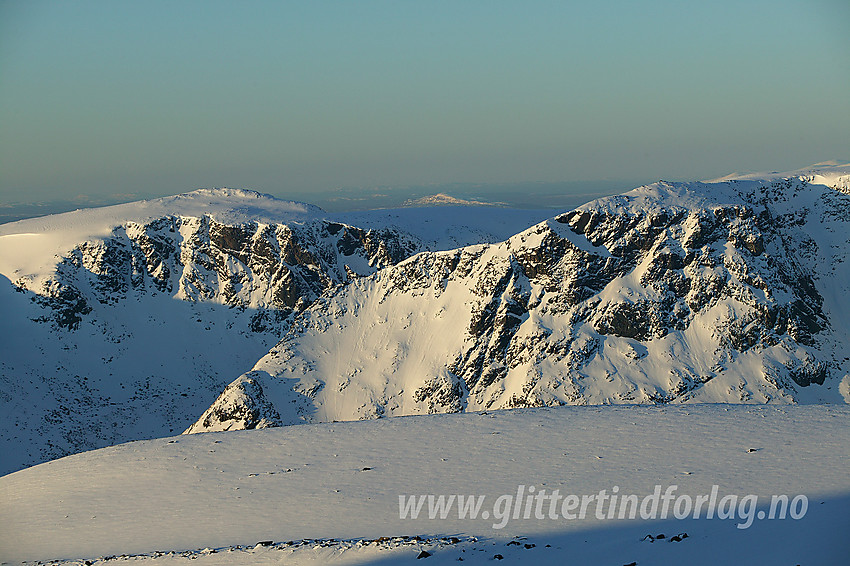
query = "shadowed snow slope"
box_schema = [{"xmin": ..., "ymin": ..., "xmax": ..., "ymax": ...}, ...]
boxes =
[{"xmin": 1, "ymin": 404, "xmax": 849, "ymax": 564}]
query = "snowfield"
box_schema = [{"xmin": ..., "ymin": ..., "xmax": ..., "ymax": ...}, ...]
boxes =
[{"xmin": 1, "ymin": 404, "xmax": 849, "ymax": 564}]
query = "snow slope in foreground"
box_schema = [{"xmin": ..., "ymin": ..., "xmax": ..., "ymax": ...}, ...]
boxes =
[{"xmin": 1, "ymin": 404, "xmax": 848, "ymax": 564}]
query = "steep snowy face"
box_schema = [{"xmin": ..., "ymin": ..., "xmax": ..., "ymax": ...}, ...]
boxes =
[
  {"xmin": 189, "ymin": 173, "xmax": 850, "ymax": 432},
  {"xmin": 0, "ymin": 190, "xmax": 425, "ymax": 473},
  {"xmin": 0, "ymin": 188, "xmax": 551, "ymax": 473}
]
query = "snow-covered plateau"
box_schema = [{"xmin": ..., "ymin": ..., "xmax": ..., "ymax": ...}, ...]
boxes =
[
  {"xmin": 1, "ymin": 162, "xmax": 849, "ymax": 563},
  {"xmin": 1, "ymin": 405, "xmax": 849, "ymax": 564}
]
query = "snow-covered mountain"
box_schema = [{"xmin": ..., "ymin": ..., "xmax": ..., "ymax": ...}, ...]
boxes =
[
  {"xmin": 2, "ymin": 164, "xmax": 850, "ymax": 474},
  {"xmin": 0, "ymin": 189, "xmax": 549, "ymax": 474},
  {"xmin": 187, "ymin": 164, "xmax": 850, "ymax": 433}
]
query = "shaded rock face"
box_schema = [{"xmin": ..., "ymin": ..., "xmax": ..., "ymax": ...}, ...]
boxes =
[
  {"xmin": 20, "ymin": 216, "xmax": 421, "ymax": 333},
  {"xmin": 186, "ymin": 178, "xmax": 850, "ymax": 433},
  {"xmin": 434, "ymin": 195, "xmax": 831, "ymax": 408},
  {"xmin": 412, "ymin": 372, "xmax": 467, "ymax": 414},
  {"xmin": 184, "ymin": 374, "xmax": 281, "ymax": 433},
  {"xmin": 558, "ymin": 198, "xmax": 828, "ymax": 349}
]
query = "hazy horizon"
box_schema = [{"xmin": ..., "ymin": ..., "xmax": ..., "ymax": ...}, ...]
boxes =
[
  {"xmin": 0, "ymin": 178, "xmax": 645, "ymax": 225},
  {"xmin": 1, "ymin": 1, "xmax": 848, "ymax": 209}
]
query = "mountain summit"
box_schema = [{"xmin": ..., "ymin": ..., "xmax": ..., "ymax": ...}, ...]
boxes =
[{"xmin": 187, "ymin": 165, "xmax": 850, "ymax": 433}]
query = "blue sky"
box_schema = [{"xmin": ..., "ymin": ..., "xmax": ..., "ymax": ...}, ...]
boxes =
[{"xmin": 1, "ymin": 0, "xmax": 848, "ymax": 208}]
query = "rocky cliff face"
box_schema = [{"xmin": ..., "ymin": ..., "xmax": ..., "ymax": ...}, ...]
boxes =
[
  {"xmin": 23, "ymin": 214, "xmax": 420, "ymax": 333},
  {"xmin": 188, "ymin": 175, "xmax": 850, "ymax": 433}
]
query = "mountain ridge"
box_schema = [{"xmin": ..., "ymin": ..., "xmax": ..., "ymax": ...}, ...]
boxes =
[
  {"xmin": 2, "ymin": 164, "xmax": 849, "ymax": 473},
  {"xmin": 0, "ymin": 192, "xmax": 550, "ymax": 473},
  {"xmin": 187, "ymin": 166, "xmax": 850, "ymax": 433}
]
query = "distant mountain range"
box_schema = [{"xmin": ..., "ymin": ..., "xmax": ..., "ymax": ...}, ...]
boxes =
[{"xmin": 2, "ymin": 163, "xmax": 849, "ymax": 474}]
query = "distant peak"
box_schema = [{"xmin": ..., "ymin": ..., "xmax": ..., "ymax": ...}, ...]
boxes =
[
  {"xmin": 179, "ymin": 187, "xmax": 274, "ymax": 200},
  {"xmin": 705, "ymin": 160, "xmax": 850, "ymax": 183},
  {"xmin": 807, "ymin": 159, "xmax": 850, "ymax": 168},
  {"xmin": 401, "ymin": 193, "xmax": 501, "ymax": 207},
  {"xmin": 160, "ymin": 188, "xmax": 325, "ymax": 216}
]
